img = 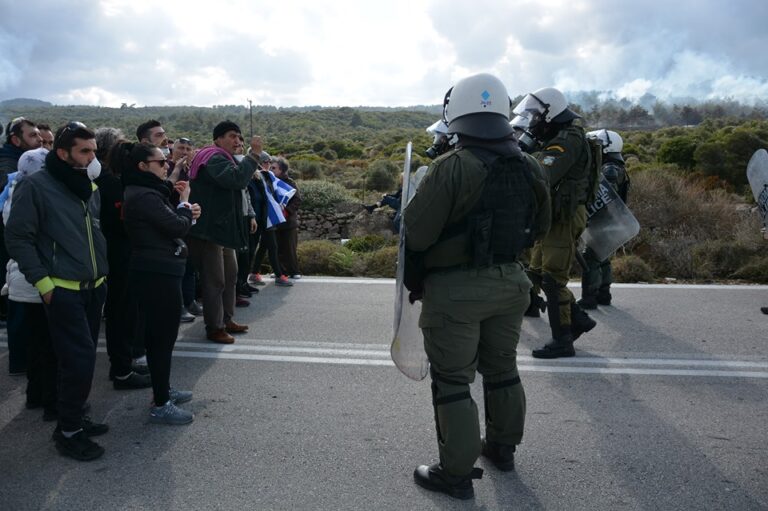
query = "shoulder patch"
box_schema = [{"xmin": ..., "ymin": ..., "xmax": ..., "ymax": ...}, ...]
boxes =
[
  {"xmin": 541, "ymin": 156, "xmax": 556, "ymax": 166},
  {"xmin": 544, "ymin": 145, "xmax": 565, "ymax": 153}
]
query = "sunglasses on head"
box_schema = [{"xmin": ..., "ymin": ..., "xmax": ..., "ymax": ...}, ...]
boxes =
[
  {"xmin": 178, "ymin": 137, "xmax": 192, "ymax": 145},
  {"xmin": 8, "ymin": 116, "xmax": 26, "ymax": 132},
  {"xmin": 61, "ymin": 121, "xmax": 87, "ymax": 135}
]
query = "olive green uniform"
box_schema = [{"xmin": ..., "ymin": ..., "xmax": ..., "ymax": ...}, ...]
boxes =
[
  {"xmin": 528, "ymin": 125, "xmax": 591, "ymax": 328},
  {"xmin": 404, "ymin": 142, "xmax": 550, "ymax": 478}
]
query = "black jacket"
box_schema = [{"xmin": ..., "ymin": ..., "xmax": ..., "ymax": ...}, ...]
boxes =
[
  {"xmin": 123, "ymin": 184, "xmax": 193, "ymax": 277},
  {"xmin": 5, "ymin": 156, "xmax": 108, "ymax": 292}
]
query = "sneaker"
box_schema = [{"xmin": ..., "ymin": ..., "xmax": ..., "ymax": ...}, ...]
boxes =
[
  {"xmin": 481, "ymin": 437, "xmax": 516, "ymax": 471},
  {"xmin": 275, "ymin": 275, "xmax": 294, "ymax": 287},
  {"xmin": 290, "ymin": 274, "xmax": 302, "ymax": 280},
  {"xmin": 169, "ymin": 388, "xmax": 193, "ymax": 405},
  {"xmin": 248, "ymin": 273, "xmax": 266, "ymax": 286},
  {"xmin": 225, "ymin": 320, "xmax": 249, "ymax": 334},
  {"xmin": 187, "ymin": 300, "xmax": 204, "ymax": 316},
  {"xmin": 207, "ymin": 329, "xmax": 235, "ymax": 344},
  {"xmin": 113, "ymin": 371, "xmax": 152, "ymax": 390},
  {"xmin": 180, "ymin": 309, "xmax": 196, "ymax": 323},
  {"xmin": 237, "ymin": 284, "xmax": 252, "ymax": 298},
  {"xmin": 80, "ymin": 416, "xmax": 109, "ymax": 437},
  {"xmin": 245, "ymin": 283, "xmax": 261, "ymax": 293},
  {"xmin": 149, "ymin": 401, "xmax": 194, "ymax": 425},
  {"xmin": 236, "ymin": 297, "xmax": 250, "ymax": 307},
  {"xmin": 413, "ymin": 463, "xmax": 482, "ymax": 500},
  {"xmin": 53, "ymin": 429, "xmax": 104, "ymax": 461}
]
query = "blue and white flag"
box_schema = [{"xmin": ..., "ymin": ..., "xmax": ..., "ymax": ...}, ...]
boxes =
[
  {"xmin": 265, "ymin": 171, "xmax": 296, "ymax": 207},
  {"xmin": 263, "ymin": 180, "xmax": 286, "ymax": 229}
]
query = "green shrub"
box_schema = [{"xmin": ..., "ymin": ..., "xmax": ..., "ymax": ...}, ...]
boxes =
[
  {"xmin": 612, "ymin": 255, "xmax": 655, "ymax": 282},
  {"xmin": 366, "ymin": 159, "xmax": 399, "ymax": 191},
  {"xmin": 731, "ymin": 257, "xmax": 768, "ymax": 283},
  {"xmin": 691, "ymin": 240, "xmax": 759, "ymax": 279},
  {"xmin": 328, "ymin": 247, "xmax": 358, "ymax": 276},
  {"xmin": 298, "ymin": 180, "xmax": 356, "ymax": 211},
  {"xmin": 362, "ymin": 245, "xmax": 398, "ymax": 278},
  {"xmin": 345, "ymin": 235, "xmax": 388, "ymax": 253},
  {"xmin": 297, "ymin": 240, "xmax": 339, "ymax": 275},
  {"xmin": 293, "ymin": 160, "xmax": 324, "ymax": 180}
]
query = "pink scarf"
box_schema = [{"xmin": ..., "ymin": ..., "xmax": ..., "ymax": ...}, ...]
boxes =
[{"xmin": 188, "ymin": 145, "xmax": 235, "ymax": 180}]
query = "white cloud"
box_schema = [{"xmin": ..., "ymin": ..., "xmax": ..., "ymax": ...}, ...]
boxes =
[{"xmin": 0, "ymin": 0, "xmax": 767, "ymax": 106}]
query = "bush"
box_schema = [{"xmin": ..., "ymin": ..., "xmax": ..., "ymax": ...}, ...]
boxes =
[
  {"xmin": 362, "ymin": 245, "xmax": 398, "ymax": 278},
  {"xmin": 297, "ymin": 240, "xmax": 340, "ymax": 275},
  {"xmin": 328, "ymin": 247, "xmax": 358, "ymax": 276},
  {"xmin": 366, "ymin": 159, "xmax": 399, "ymax": 191},
  {"xmin": 612, "ymin": 255, "xmax": 654, "ymax": 282},
  {"xmin": 691, "ymin": 240, "xmax": 759, "ymax": 279},
  {"xmin": 298, "ymin": 180, "xmax": 356, "ymax": 211},
  {"xmin": 657, "ymin": 136, "xmax": 697, "ymax": 169},
  {"xmin": 293, "ymin": 160, "xmax": 324, "ymax": 180},
  {"xmin": 345, "ymin": 234, "xmax": 388, "ymax": 253},
  {"xmin": 731, "ymin": 257, "xmax": 768, "ymax": 283}
]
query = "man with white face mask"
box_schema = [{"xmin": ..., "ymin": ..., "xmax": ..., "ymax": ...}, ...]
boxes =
[{"xmin": 6, "ymin": 121, "xmax": 110, "ymax": 461}]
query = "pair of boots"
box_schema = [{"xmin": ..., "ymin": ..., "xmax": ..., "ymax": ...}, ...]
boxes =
[{"xmin": 578, "ymin": 286, "xmax": 612, "ymax": 310}]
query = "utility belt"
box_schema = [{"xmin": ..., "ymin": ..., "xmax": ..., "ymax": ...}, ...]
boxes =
[
  {"xmin": 427, "ymin": 255, "xmax": 519, "ymax": 275},
  {"xmin": 51, "ymin": 276, "xmax": 106, "ymax": 291}
]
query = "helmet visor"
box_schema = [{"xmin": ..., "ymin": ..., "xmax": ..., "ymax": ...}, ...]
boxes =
[{"xmin": 512, "ymin": 94, "xmax": 546, "ymax": 117}]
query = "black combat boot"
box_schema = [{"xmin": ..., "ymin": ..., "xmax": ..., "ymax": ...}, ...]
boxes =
[
  {"xmin": 762, "ymin": 307, "xmax": 768, "ymax": 315},
  {"xmin": 532, "ymin": 331, "xmax": 575, "ymax": 358},
  {"xmin": 597, "ymin": 286, "xmax": 612, "ymax": 306},
  {"xmin": 571, "ymin": 302, "xmax": 597, "ymax": 341},
  {"xmin": 577, "ymin": 294, "xmax": 598, "ymax": 310},
  {"xmin": 413, "ymin": 463, "xmax": 483, "ymax": 500},
  {"xmin": 481, "ymin": 437, "xmax": 516, "ymax": 471}
]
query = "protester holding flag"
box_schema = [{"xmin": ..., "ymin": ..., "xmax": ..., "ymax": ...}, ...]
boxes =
[
  {"xmin": 249, "ymin": 161, "xmax": 294, "ymax": 287},
  {"xmin": 270, "ymin": 157, "xmax": 302, "ymax": 279}
]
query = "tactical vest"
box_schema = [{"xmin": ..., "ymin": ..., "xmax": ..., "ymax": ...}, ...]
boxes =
[{"xmin": 440, "ymin": 149, "xmax": 538, "ymax": 267}]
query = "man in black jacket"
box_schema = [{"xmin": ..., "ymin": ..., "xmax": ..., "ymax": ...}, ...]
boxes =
[{"xmin": 6, "ymin": 122, "xmax": 110, "ymax": 461}]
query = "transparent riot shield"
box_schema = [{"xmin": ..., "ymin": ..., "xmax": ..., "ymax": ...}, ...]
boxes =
[
  {"xmin": 391, "ymin": 142, "xmax": 429, "ymax": 380},
  {"xmin": 581, "ymin": 177, "xmax": 640, "ymax": 262},
  {"xmin": 747, "ymin": 149, "xmax": 768, "ymax": 230}
]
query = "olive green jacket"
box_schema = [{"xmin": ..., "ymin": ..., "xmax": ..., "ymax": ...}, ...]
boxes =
[
  {"xmin": 534, "ymin": 124, "xmax": 591, "ymax": 217},
  {"xmin": 404, "ymin": 142, "xmax": 550, "ymax": 270}
]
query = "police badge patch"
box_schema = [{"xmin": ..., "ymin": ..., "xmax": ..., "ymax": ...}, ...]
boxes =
[{"xmin": 542, "ymin": 156, "xmax": 556, "ymax": 166}]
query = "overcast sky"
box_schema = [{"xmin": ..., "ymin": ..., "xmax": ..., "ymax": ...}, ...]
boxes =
[{"xmin": 1, "ymin": 0, "xmax": 767, "ymax": 107}]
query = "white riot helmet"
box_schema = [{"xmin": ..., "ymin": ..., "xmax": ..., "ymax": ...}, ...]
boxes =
[
  {"xmin": 512, "ymin": 87, "xmax": 580, "ymax": 126},
  {"xmin": 587, "ymin": 129, "xmax": 624, "ymax": 161},
  {"xmin": 425, "ymin": 119, "xmax": 457, "ymax": 159},
  {"xmin": 443, "ymin": 73, "xmax": 513, "ymax": 139}
]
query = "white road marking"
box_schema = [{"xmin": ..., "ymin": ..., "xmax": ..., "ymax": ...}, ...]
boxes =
[{"xmin": 285, "ymin": 277, "xmax": 768, "ymax": 290}]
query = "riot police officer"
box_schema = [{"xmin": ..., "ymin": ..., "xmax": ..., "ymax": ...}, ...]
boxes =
[
  {"xmin": 579, "ymin": 129, "xmax": 630, "ymax": 309},
  {"xmin": 404, "ymin": 73, "xmax": 550, "ymax": 499},
  {"xmin": 513, "ymin": 87, "xmax": 597, "ymax": 359}
]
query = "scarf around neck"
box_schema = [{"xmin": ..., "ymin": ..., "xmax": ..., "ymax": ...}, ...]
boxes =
[{"xmin": 44, "ymin": 150, "xmax": 93, "ymax": 202}]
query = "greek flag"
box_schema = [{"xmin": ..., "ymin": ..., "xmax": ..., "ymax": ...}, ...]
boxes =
[
  {"xmin": 265, "ymin": 171, "xmax": 296, "ymax": 206},
  {"xmin": 263, "ymin": 180, "xmax": 286, "ymax": 229}
]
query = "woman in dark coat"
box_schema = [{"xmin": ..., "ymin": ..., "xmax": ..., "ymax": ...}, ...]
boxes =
[{"xmin": 113, "ymin": 141, "xmax": 201, "ymax": 425}]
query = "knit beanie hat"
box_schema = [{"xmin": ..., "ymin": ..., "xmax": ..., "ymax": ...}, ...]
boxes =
[{"xmin": 212, "ymin": 120, "xmax": 241, "ymax": 140}]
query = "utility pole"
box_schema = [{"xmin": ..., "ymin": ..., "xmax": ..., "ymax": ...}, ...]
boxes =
[{"xmin": 248, "ymin": 99, "xmax": 253, "ymax": 139}]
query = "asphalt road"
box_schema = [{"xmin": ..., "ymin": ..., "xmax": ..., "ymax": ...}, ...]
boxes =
[{"xmin": 1, "ymin": 278, "xmax": 766, "ymax": 510}]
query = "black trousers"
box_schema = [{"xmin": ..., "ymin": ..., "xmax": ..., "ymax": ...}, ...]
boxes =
[
  {"xmin": 131, "ymin": 271, "xmax": 182, "ymax": 406},
  {"xmin": 9, "ymin": 301, "xmax": 56, "ymax": 408},
  {"xmin": 276, "ymin": 227, "xmax": 300, "ymax": 276},
  {"xmin": 237, "ymin": 227, "xmax": 258, "ymax": 288},
  {"xmin": 44, "ymin": 285, "xmax": 106, "ymax": 432},
  {"xmin": 104, "ymin": 268, "xmax": 135, "ymax": 377},
  {"xmin": 252, "ymin": 228, "xmax": 282, "ymax": 276},
  {"xmin": 6, "ymin": 299, "xmax": 27, "ymax": 374}
]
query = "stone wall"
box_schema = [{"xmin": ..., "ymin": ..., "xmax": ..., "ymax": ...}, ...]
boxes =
[{"xmin": 297, "ymin": 203, "xmax": 398, "ymax": 242}]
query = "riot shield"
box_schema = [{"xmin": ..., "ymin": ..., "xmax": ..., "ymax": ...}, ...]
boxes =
[
  {"xmin": 747, "ymin": 149, "xmax": 768, "ymax": 230},
  {"xmin": 391, "ymin": 142, "xmax": 429, "ymax": 380},
  {"xmin": 581, "ymin": 177, "xmax": 640, "ymax": 261}
]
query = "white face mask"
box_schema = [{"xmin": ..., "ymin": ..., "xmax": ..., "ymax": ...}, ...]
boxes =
[
  {"xmin": 160, "ymin": 147, "xmax": 170, "ymax": 158},
  {"xmin": 86, "ymin": 158, "xmax": 102, "ymax": 180}
]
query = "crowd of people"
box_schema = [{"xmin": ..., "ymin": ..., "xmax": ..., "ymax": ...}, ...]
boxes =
[{"xmin": 0, "ymin": 116, "xmax": 301, "ymax": 460}]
